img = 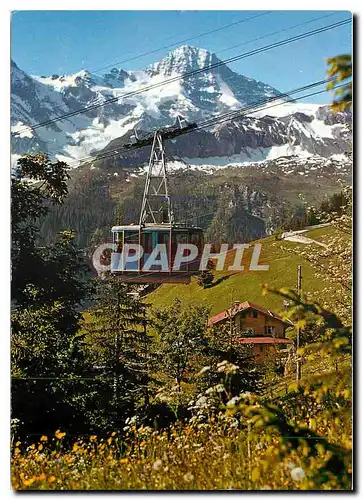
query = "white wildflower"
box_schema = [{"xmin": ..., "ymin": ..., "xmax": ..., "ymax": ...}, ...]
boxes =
[
  {"xmin": 197, "ymin": 366, "xmax": 211, "ymax": 376},
  {"xmin": 183, "ymin": 472, "xmax": 194, "ymax": 482},
  {"xmin": 153, "ymin": 459, "xmax": 163, "ymax": 471},
  {"xmin": 291, "ymin": 467, "xmax": 306, "ymax": 481},
  {"xmin": 226, "ymin": 396, "xmax": 241, "ymax": 407}
]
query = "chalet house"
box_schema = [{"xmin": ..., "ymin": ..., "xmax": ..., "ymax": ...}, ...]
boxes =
[{"xmin": 207, "ymin": 301, "xmax": 293, "ymax": 358}]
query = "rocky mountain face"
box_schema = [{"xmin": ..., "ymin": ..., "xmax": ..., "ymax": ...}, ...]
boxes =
[
  {"xmin": 11, "ymin": 45, "xmax": 351, "ymax": 168},
  {"xmin": 39, "ymin": 151, "xmax": 351, "ymax": 250},
  {"xmin": 94, "ymin": 106, "xmax": 351, "ymax": 172}
]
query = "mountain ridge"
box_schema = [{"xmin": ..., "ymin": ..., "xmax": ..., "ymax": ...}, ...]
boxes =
[
  {"xmin": 11, "ymin": 45, "xmax": 351, "ymax": 170},
  {"xmin": 11, "ymin": 45, "xmax": 286, "ymax": 163}
]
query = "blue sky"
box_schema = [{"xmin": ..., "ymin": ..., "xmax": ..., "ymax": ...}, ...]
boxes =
[{"xmin": 11, "ymin": 10, "xmax": 352, "ymax": 103}]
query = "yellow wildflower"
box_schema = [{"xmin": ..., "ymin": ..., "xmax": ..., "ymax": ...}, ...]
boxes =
[
  {"xmin": 22, "ymin": 478, "xmax": 35, "ymax": 486},
  {"xmin": 90, "ymin": 435, "xmax": 97, "ymax": 441},
  {"xmin": 40, "ymin": 436, "xmax": 48, "ymax": 442},
  {"xmin": 55, "ymin": 430, "xmax": 66, "ymax": 440},
  {"xmin": 48, "ymin": 476, "xmax": 56, "ymax": 484}
]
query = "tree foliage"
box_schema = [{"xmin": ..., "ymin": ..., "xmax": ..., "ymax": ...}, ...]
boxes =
[
  {"xmin": 152, "ymin": 298, "xmax": 210, "ymax": 393},
  {"xmin": 11, "ymin": 154, "xmax": 92, "ymax": 436},
  {"xmin": 327, "ymin": 54, "xmax": 352, "ymax": 112},
  {"xmin": 82, "ymin": 276, "xmax": 151, "ymax": 413}
]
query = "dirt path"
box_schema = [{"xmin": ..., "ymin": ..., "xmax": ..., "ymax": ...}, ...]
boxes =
[{"xmin": 281, "ymin": 223, "xmax": 330, "ymax": 249}]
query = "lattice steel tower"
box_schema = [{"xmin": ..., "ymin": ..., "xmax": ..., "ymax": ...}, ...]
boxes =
[{"xmin": 139, "ymin": 130, "xmax": 174, "ymax": 226}]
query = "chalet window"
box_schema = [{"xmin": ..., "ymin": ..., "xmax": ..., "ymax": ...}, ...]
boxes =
[
  {"xmin": 264, "ymin": 326, "xmax": 275, "ymax": 335},
  {"xmin": 252, "ymin": 311, "xmax": 258, "ymax": 318},
  {"xmin": 242, "ymin": 328, "xmax": 254, "ymax": 337}
]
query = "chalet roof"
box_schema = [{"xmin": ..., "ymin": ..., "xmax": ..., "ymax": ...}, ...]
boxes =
[
  {"xmin": 234, "ymin": 337, "xmax": 293, "ymax": 345},
  {"xmin": 207, "ymin": 301, "xmax": 293, "ymax": 327}
]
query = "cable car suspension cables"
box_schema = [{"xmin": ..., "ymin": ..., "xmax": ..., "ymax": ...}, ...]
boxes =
[{"xmin": 12, "ymin": 18, "xmax": 350, "ymax": 136}]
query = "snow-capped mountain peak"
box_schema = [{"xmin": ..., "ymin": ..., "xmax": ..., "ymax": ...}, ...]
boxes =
[
  {"xmin": 32, "ymin": 69, "xmax": 105, "ymax": 91},
  {"xmin": 149, "ymin": 45, "xmax": 217, "ymax": 76},
  {"xmin": 11, "ymin": 45, "xmax": 351, "ymax": 167}
]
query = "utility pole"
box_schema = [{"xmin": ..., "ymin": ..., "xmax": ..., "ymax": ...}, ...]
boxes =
[
  {"xmin": 229, "ymin": 290, "xmax": 234, "ymax": 349},
  {"xmin": 227, "ymin": 289, "xmax": 239, "ymax": 349},
  {"xmin": 296, "ymin": 265, "xmax": 302, "ymax": 381}
]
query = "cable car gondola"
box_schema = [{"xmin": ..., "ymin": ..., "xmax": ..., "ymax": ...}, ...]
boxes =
[
  {"xmin": 111, "ymin": 120, "xmax": 204, "ymax": 283},
  {"xmin": 111, "ymin": 223, "xmax": 204, "ymax": 283}
]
